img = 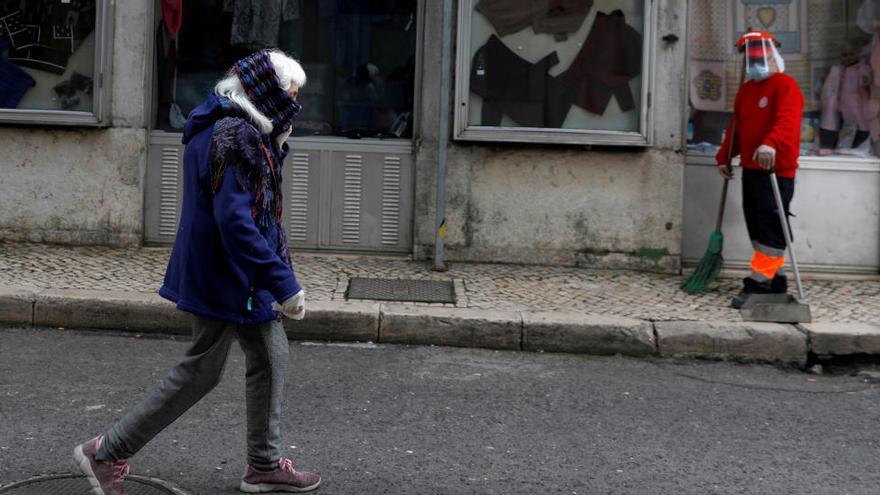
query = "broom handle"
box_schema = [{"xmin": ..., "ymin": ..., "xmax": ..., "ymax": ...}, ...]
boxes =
[
  {"xmin": 715, "ymin": 128, "xmax": 734, "ymax": 230},
  {"xmin": 769, "ymin": 170, "xmax": 805, "ymax": 301},
  {"xmin": 715, "ymin": 55, "xmax": 747, "ymax": 231}
]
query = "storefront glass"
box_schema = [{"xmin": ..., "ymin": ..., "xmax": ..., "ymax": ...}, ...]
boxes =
[
  {"xmin": 156, "ymin": 0, "xmax": 418, "ymax": 139},
  {"xmin": 456, "ymin": 0, "xmax": 650, "ymax": 144},
  {"xmin": 688, "ymin": 0, "xmax": 880, "ymax": 159},
  {"xmin": 0, "ymin": 0, "xmax": 102, "ymax": 118}
]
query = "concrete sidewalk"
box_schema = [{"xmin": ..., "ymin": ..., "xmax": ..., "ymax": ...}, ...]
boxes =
[{"xmin": 1, "ymin": 242, "xmax": 879, "ymax": 364}]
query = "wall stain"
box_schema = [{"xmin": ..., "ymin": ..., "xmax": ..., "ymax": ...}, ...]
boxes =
[{"xmin": 637, "ymin": 247, "xmax": 670, "ymax": 266}]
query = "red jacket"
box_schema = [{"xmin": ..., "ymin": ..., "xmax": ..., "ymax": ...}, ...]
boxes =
[{"xmin": 716, "ymin": 72, "xmax": 804, "ymax": 179}]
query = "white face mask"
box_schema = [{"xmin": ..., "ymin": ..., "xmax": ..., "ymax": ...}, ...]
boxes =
[
  {"xmin": 747, "ymin": 63, "xmax": 772, "ymax": 81},
  {"xmin": 744, "ymin": 38, "xmax": 785, "ymax": 81}
]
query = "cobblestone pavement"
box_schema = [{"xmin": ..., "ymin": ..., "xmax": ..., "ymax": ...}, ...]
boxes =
[{"xmin": 1, "ymin": 242, "xmax": 878, "ymax": 323}]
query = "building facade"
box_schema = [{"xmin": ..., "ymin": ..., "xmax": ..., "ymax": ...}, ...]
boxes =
[{"xmin": 0, "ymin": 0, "xmax": 876, "ymax": 275}]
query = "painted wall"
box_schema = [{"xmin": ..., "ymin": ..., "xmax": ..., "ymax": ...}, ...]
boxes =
[
  {"xmin": 413, "ymin": 0, "xmax": 688, "ymax": 272},
  {"xmin": 0, "ymin": 2, "xmax": 150, "ymax": 246}
]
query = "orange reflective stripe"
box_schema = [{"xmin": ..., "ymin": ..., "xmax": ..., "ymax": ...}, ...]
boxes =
[{"xmin": 750, "ymin": 250, "xmax": 785, "ymax": 279}]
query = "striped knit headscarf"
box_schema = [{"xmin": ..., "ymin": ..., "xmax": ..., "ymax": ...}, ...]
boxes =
[{"xmin": 233, "ymin": 50, "xmax": 302, "ymax": 137}]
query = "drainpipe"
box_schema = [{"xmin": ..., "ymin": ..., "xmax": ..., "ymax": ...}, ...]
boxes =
[{"xmin": 432, "ymin": 0, "xmax": 453, "ymax": 272}]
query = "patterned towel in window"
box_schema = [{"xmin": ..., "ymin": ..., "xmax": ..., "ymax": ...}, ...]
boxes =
[{"xmin": 0, "ymin": 0, "xmax": 96, "ymax": 74}]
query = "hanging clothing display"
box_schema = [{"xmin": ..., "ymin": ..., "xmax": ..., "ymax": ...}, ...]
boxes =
[
  {"xmin": 533, "ymin": 0, "xmax": 594, "ymax": 40},
  {"xmin": 161, "ymin": 0, "xmax": 183, "ymax": 35},
  {"xmin": 223, "ymin": 0, "xmax": 300, "ymax": 50},
  {"xmin": 470, "ymin": 34, "xmax": 571, "ymax": 128},
  {"xmin": 0, "ymin": 38, "xmax": 35, "ymax": 108},
  {"xmin": 0, "ymin": 0, "xmax": 96, "ymax": 74},
  {"xmin": 475, "ymin": 0, "xmax": 593, "ymax": 40},
  {"xmin": 323, "ymin": 0, "xmax": 400, "ymax": 77},
  {"xmin": 560, "ymin": 9, "xmax": 642, "ymax": 115}
]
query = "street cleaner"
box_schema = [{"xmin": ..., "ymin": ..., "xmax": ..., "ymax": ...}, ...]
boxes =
[
  {"xmin": 716, "ymin": 31, "xmax": 804, "ymax": 309},
  {"xmin": 73, "ymin": 50, "xmax": 321, "ymax": 494}
]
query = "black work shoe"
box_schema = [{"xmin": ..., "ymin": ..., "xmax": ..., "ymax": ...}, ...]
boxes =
[
  {"xmin": 732, "ymin": 276, "xmax": 777, "ymax": 309},
  {"xmin": 770, "ymin": 274, "xmax": 788, "ymax": 294},
  {"xmin": 742, "ymin": 277, "xmax": 774, "ymax": 294},
  {"xmin": 731, "ymin": 291, "xmax": 751, "ymax": 309}
]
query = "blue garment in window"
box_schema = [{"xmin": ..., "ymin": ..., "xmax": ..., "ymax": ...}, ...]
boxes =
[{"xmin": 0, "ymin": 38, "xmax": 35, "ymax": 108}]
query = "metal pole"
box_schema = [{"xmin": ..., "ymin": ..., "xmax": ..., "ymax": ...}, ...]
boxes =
[
  {"xmin": 769, "ymin": 172, "xmax": 805, "ymax": 301},
  {"xmin": 432, "ymin": 0, "xmax": 452, "ymax": 272}
]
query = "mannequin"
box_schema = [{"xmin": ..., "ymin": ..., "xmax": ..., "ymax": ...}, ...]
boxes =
[{"xmin": 818, "ymin": 39, "xmax": 875, "ymax": 156}]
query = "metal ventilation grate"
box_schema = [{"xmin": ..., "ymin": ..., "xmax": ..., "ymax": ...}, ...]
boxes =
[
  {"xmin": 0, "ymin": 474, "xmax": 189, "ymax": 495},
  {"xmin": 346, "ymin": 277, "xmax": 455, "ymax": 304}
]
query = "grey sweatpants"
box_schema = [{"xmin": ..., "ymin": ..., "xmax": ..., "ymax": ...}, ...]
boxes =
[{"xmin": 96, "ymin": 314, "xmax": 289, "ymax": 470}]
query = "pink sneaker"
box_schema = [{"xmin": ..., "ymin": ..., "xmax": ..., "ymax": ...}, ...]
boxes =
[
  {"xmin": 240, "ymin": 458, "xmax": 321, "ymax": 493},
  {"xmin": 73, "ymin": 436, "xmax": 130, "ymax": 495}
]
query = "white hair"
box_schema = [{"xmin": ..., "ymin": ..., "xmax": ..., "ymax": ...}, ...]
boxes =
[{"xmin": 214, "ymin": 50, "xmax": 307, "ymax": 135}]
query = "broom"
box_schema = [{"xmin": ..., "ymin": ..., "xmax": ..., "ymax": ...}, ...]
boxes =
[{"xmin": 680, "ymin": 54, "xmax": 746, "ymax": 294}]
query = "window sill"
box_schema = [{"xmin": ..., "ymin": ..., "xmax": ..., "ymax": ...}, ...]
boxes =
[
  {"xmin": 685, "ymin": 150, "xmax": 880, "ymax": 172},
  {"xmin": 150, "ymin": 130, "xmax": 414, "ymax": 153}
]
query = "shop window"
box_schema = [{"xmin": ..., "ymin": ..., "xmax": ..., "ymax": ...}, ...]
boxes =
[
  {"xmin": 688, "ymin": 0, "xmax": 880, "ymax": 160},
  {"xmin": 454, "ymin": 0, "xmax": 655, "ymax": 146},
  {"xmin": 0, "ymin": 0, "xmax": 112, "ymax": 126},
  {"xmin": 154, "ymin": 0, "xmax": 418, "ymax": 140}
]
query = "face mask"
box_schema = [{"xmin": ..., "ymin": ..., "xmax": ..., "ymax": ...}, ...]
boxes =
[{"xmin": 747, "ymin": 63, "xmax": 772, "ymax": 81}]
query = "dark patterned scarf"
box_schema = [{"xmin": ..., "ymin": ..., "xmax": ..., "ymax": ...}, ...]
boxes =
[
  {"xmin": 233, "ymin": 49, "xmax": 301, "ymax": 137},
  {"xmin": 210, "ymin": 112, "xmax": 293, "ymax": 268}
]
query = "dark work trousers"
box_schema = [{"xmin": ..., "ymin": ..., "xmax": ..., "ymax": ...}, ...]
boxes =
[
  {"xmin": 95, "ymin": 314, "xmax": 290, "ymax": 470},
  {"xmin": 741, "ymin": 168, "xmax": 795, "ymax": 282}
]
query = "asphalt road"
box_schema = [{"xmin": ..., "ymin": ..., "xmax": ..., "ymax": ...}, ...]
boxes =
[{"xmin": 1, "ymin": 326, "xmax": 878, "ymax": 495}]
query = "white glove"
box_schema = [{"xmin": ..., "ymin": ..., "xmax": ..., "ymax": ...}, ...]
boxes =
[
  {"xmin": 275, "ymin": 126, "xmax": 292, "ymax": 150},
  {"xmin": 279, "ymin": 289, "xmax": 305, "ymax": 320},
  {"xmin": 752, "ymin": 144, "xmax": 776, "ymax": 171}
]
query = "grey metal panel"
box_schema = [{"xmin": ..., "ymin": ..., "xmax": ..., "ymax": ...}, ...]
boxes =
[
  {"xmin": 283, "ymin": 149, "xmax": 321, "ymax": 249},
  {"xmin": 328, "ymin": 149, "xmax": 413, "ymax": 252},
  {"xmin": 381, "ymin": 155, "xmax": 402, "ymax": 246},
  {"xmin": 393, "ymin": 152, "xmax": 415, "ymax": 251},
  {"xmin": 158, "ymin": 147, "xmax": 182, "ymax": 237},
  {"xmin": 146, "ymin": 133, "xmax": 414, "ymax": 253},
  {"xmin": 144, "ymin": 140, "xmax": 184, "ymax": 244},
  {"xmin": 342, "ymin": 153, "xmax": 364, "ymax": 245}
]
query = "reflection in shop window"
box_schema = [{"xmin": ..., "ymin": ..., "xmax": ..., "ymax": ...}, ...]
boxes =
[
  {"xmin": 456, "ymin": 0, "xmax": 652, "ymax": 145},
  {"xmin": 155, "ymin": 0, "xmax": 417, "ymax": 139},
  {"xmin": 0, "ymin": 0, "xmax": 101, "ymax": 118},
  {"xmin": 687, "ymin": 0, "xmax": 880, "ymax": 159}
]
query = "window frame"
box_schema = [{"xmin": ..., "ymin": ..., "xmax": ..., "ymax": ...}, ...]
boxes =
[
  {"xmin": 453, "ymin": 0, "xmax": 656, "ymax": 146},
  {"xmin": 0, "ymin": 0, "xmax": 114, "ymax": 127}
]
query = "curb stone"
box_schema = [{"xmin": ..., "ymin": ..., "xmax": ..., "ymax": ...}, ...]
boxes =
[
  {"xmin": 285, "ymin": 300, "xmax": 379, "ymax": 342},
  {"xmin": 522, "ymin": 312, "xmax": 655, "ymax": 356},
  {"xmin": 0, "ymin": 287, "xmax": 36, "ymax": 325},
  {"xmin": 7, "ymin": 286, "xmax": 870, "ymax": 364},
  {"xmin": 33, "ymin": 289, "xmax": 190, "ymax": 334},
  {"xmin": 655, "ymin": 321, "xmax": 806, "ymax": 365},
  {"xmin": 379, "ymin": 304, "xmax": 521, "ymax": 350},
  {"xmin": 799, "ymin": 322, "xmax": 880, "ymax": 357}
]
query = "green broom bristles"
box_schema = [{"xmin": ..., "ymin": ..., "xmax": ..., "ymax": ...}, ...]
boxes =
[{"xmin": 680, "ymin": 229, "xmax": 724, "ymax": 294}]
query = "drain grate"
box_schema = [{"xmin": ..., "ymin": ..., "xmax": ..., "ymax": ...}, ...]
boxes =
[
  {"xmin": 346, "ymin": 277, "xmax": 456, "ymax": 304},
  {"xmin": 0, "ymin": 474, "xmax": 188, "ymax": 495}
]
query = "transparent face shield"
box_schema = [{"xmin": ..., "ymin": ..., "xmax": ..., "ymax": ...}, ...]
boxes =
[{"xmin": 744, "ymin": 38, "xmax": 785, "ymax": 81}]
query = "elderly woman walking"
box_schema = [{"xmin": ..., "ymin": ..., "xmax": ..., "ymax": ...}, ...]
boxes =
[{"xmin": 73, "ymin": 49, "xmax": 320, "ymax": 494}]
